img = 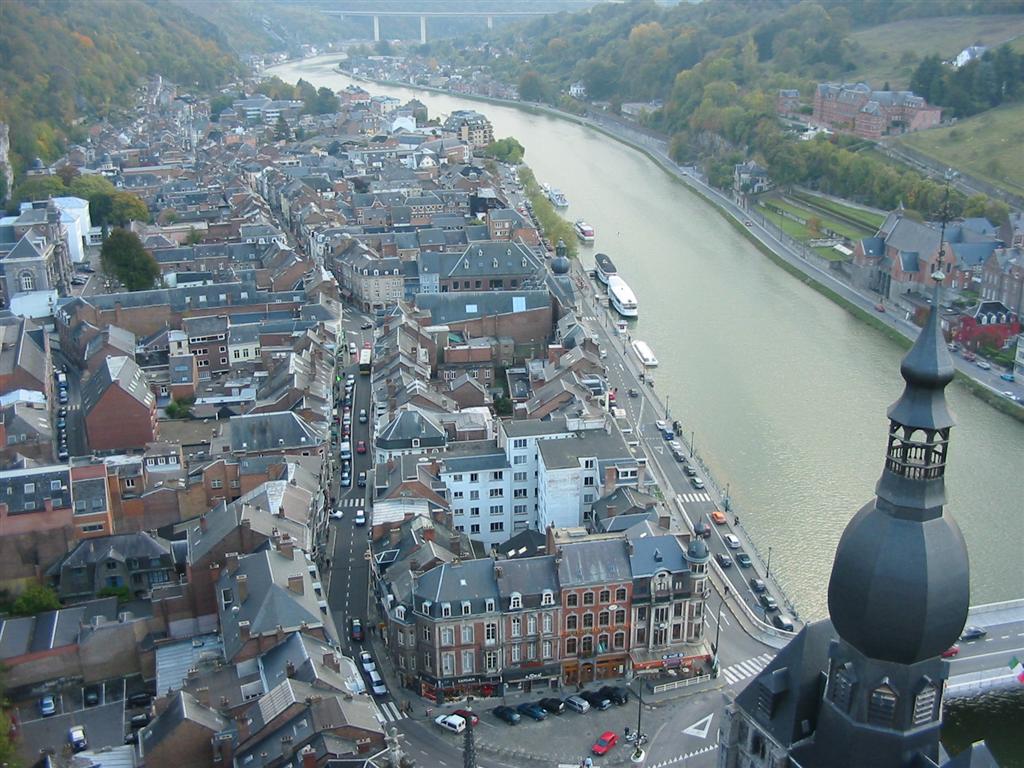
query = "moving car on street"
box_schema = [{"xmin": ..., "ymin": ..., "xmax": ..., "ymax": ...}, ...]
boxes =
[
  {"xmin": 592, "ymin": 731, "xmax": 618, "ymax": 756},
  {"xmin": 434, "ymin": 714, "xmax": 466, "ymax": 734},
  {"xmin": 452, "ymin": 709, "xmax": 480, "ymax": 726},
  {"xmin": 69, "ymin": 725, "xmax": 88, "ymax": 752},
  {"xmin": 961, "ymin": 626, "xmax": 987, "ymax": 641}
]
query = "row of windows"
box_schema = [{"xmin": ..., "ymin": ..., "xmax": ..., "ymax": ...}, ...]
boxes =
[
  {"xmin": 566, "ymin": 588, "xmax": 628, "ymax": 607},
  {"xmin": 565, "ymin": 632, "xmax": 626, "ymax": 656},
  {"xmin": 565, "ymin": 610, "xmax": 627, "ymax": 630}
]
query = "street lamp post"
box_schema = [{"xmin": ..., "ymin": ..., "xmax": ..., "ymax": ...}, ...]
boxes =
[
  {"xmin": 766, "ymin": 546, "xmax": 773, "ymax": 579},
  {"xmin": 664, "ymin": 394, "xmax": 670, "ymax": 420},
  {"xmin": 629, "ymin": 678, "xmax": 647, "ymax": 763}
]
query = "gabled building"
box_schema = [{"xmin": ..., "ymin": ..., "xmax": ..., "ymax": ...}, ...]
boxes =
[
  {"xmin": 138, "ymin": 690, "xmax": 234, "ymax": 768},
  {"xmin": 50, "ymin": 530, "xmax": 175, "ymax": 601},
  {"xmin": 81, "ymin": 356, "xmax": 158, "ymax": 451}
]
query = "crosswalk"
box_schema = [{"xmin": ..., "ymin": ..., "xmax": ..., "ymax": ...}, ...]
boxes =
[
  {"xmin": 377, "ymin": 701, "xmax": 408, "ymax": 723},
  {"xmin": 678, "ymin": 492, "xmax": 711, "ymax": 503},
  {"xmin": 337, "ymin": 498, "xmax": 365, "ymax": 507},
  {"xmin": 721, "ymin": 652, "xmax": 774, "ymax": 685}
]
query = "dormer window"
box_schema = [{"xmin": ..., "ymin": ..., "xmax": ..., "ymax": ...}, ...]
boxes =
[
  {"xmin": 462, "ymin": 601, "xmax": 471, "ymax": 616},
  {"xmin": 421, "ymin": 600, "xmax": 432, "ymax": 614},
  {"xmin": 509, "ymin": 592, "xmax": 522, "ymax": 610},
  {"xmin": 395, "ymin": 605, "xmax": 406, "ymax": 621},
  {"xmin": 485, "ymin": 598, "xmax": 495, "ymax": 612},
  {"xmin": 867, "ymin": 681, "xmax": 898, "ymax": 726},
  {"xmin": 441, "ymin": 602, "xmax": 451, "ymax": 617},
  {"xmin": 912, "ymin": 683, "xmax": 937, "ymax": 725},
  {"xmin": 541, "ymin": 590, "xmax": 554, "ymax": 606}
]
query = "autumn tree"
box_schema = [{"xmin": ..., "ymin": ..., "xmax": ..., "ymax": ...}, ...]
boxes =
[{"xmin": 100, "ymin": 228, "xmax": 159, "ymax": 290}]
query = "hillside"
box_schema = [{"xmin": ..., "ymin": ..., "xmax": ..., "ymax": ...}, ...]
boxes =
[
  {"xmin": 0, "ymin": 0, "xmax": 240, "ymax": 174},
  {"xmin": 897, "ymin": 102, "xmax": 1024, "ymax": 196}
]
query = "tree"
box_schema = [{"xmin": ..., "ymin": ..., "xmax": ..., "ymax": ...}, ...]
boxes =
[
  {"xmin": 274, "ymin": 113, "xmax": 291, "ymax": 141},
  {"xmin": 518, "ymin": 70, "xmax": 547, "ymax": 103},
  {"xmin": 12, "ymin": 583, "xmax": 60, "ymax": 616},
  {"xmin": 185, "ymin": 226, "xmax": 203, "ymax": 245},
  {"xmin": 109, "ymin": 191, "xmax": 149, "ymax": 226},
  {"xmin": 56, "ymin": 163, "xmax": 80, "ymax": 186},
  {"xmin": 100, "ymin": 228, "xmax": 159, "ymax": 291},
  {"xmin": 209, "ymin": 93, "xmax": 234, "ymax": 121},
  {"xmin": 10, "ymin": 175, "xmax": 67, "ymax": 207}
]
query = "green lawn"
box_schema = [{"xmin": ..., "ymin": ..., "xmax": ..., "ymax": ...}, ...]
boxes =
[
  {"xmin": 897, "ymin": 102, "xmax": 1024, "ymax": 196},
  {"xmin": 847, "ymin": 16, "xmax": 1024, "ymax": 89},
  {"xmin": 765, "ymin": 197, "xmax": 873, "ymax": 241},
  {"xmin": 790, "ymin": 192, "xmax": 886, "ymax": 231}
]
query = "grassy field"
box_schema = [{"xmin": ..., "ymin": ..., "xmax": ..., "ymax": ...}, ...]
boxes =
[
  {"xmin": 790, "ymin": 192, "xmax": 886, "ymax": 231},
  {"xmin": 846, "ymin": 16, "xmax": 1024, "ymax": 89},
  {"xmin": 897, "ymin": 102, "xmax": 1024, "ymax": 196},
  {"xmin": 756, "ymin": 204, "xmax": 854, "ymax": 261}
]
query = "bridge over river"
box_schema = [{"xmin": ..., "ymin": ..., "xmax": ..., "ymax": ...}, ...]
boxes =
[{"xmin": 946, "ymin": 599, "xmax": 1024, "ymax": 698}]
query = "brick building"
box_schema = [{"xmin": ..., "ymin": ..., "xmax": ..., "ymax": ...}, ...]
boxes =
[
  {"xmin": 81, "ymin": 356, "xmax": 158, "ymax": 451},
  {"xmin": 813, "ymin": 82, "xmax": 941, "ymax": 139}
]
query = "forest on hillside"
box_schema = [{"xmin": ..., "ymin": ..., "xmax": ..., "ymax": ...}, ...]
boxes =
[{"xmin": 0, "ymin": 0, "xmax": 240, "ymax": 175}]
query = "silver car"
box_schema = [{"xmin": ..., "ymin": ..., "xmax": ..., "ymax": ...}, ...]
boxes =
[{"xmin": 564, "ymin": 694, "xmax": 590, "ymax": 713}]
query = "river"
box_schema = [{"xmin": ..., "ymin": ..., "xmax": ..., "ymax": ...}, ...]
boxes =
[
  {"xmin": 270, "ymin": 54, "xmax": 1023, "ymax": 760},
  {"xmin": 273, "ymin": 53, "xmax": 1022, "ymax": 615}
]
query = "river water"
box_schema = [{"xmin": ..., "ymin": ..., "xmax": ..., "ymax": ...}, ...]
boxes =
[{"xmin": 271, "ymin": 55, "xmax": 1023, "ymax": 762}]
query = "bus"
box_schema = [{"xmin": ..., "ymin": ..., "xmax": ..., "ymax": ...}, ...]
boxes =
[{"xmin": 358, "ymin": 348, "xmax": 372, "ymax": 375}]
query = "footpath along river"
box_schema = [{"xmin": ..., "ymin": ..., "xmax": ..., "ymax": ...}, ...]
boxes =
[{"xmin": 270, "ymin": 55, "xmax": 1023, "ymax": 764}]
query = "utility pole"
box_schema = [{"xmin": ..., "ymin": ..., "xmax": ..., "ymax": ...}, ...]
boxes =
[{"xmin": 462, "ymin": 720, "xmax": 477, "ymax": 768}]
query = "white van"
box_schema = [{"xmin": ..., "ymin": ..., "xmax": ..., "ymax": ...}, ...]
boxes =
[
  {"xmin": 434, "ymin": 714, "xmax": 467, "ymax": 734},
  {"xmin": 340, "ymin": 441, "xmax": 352, "ymax": 460}
]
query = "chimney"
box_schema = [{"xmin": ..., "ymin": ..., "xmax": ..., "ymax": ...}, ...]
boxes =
[
  {"xmin": 277, "ymin": 505, "xmax": 285, "ymax": 518},
  {"xmin": 449, "ymin": 533, "xmax": 461, "ymax": 558},
  {"xmin": 279, "ymin": 537, "xmax": 294, "ymax": 560},
  {"xmin": 208, "ymin": 561, "xmax": 222, "ymax": 585},
  {"xmin": 286, "ymin": 660, "xmax": 296, "ymax": 678},
  {"xmin": 288, "ymin": 574, "xmax": 304, "ymax": 595},
  {"xmin": 607, "ymin": 504, "xmax": 617, "ymax": 518},
  {"xmin": 199, "ymin": 514, "xmax": 208, "ymax": 532},
  {"xmin": 421, "ymin": 525, "xmax": 435, "ymax": 543},
  {"xmin": 225, "ymin": 552, "xmax": 239, "ymax": 574},
  {"xmin": 301, "ymin": 746, "xmax": 317, "ymax": 768},
  {"xmin": 322, "ymin": 651, "xmax": 340, "ymax": 673},
  {"xmin": 547, "ymin": 344, "xmax": 564, "ymax": 364},
  {"xmin": 238, "ymin": 620, "xmax": 251, "ymax": 642},
  {"xmin": 387, "ymin": 457, "xmax": 396, "ymax": 475},
  {"xmin": 626, "ymin": 540, "xmax": 635, "ymax": 556},
  {"xmin": 236, "ymin": 574, "xmax": 249, "ymax": 602},
  {"xmin": 388, "ymin": 526, "xmax": 401, "ymax": 545}
]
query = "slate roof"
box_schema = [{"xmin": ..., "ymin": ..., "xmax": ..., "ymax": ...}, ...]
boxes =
[
  {"xmin": 412, "ymin": 290, "xmax": 549, "ymax": 325},
  {"xmin": 80, "ymin": 356, "xmax": 155, "ymax": 416},
  {"xmin": 218, "ymin": 547, "xmax": 331, "ymax": 661},
  {"xmin": 0, "ymin": 464, "xmax": 72, "ymax": 515},
  {"xmin": 538, "ymin": 428, "xmax": 635, "ymax": 471},
  {"xmin": 0, "ymin": 597, "xmax": 119, "ymax": 659},
  {"xmin": 139, "ymin": 690, "xmax": 231, "ymax": 755},
  {"xmin": 412, "ymin": 559, "xmax": 499, "ymax": 618},
  {"xmin": 258, "ymin": 631, "xmax": 352, "ymax": 695},
  {"xmin": 557, "ymin": 538, "xmax": 632, "ymax": 586},
  {"xmin": 60, "ymin": 531, "xmax": 169, "ymax": 569},
  {"xmin": 376, "ymin": 409, "xmax": 446, "ymax": 450},
  {"xmin": 494, "ymin": 556, "xmax": 559, "ymax": 603},
  {"xmin": 500, "ymin": 417, "xmax": 570, "ymax": 438},
  {"xmin": 497, "ymin": 529, "xmax": 548, "ymax": 560},
  {"xmin": 628, "ymin": 535, "xmax": 687, "ymax": 577},
  {"xmin": 229, "ymin": 411, "xmax": 325, "ymax": 453}
]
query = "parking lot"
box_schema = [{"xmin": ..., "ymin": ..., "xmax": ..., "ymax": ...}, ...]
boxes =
[{"xmin": 15, "ymin": 677, "xmax": 153, "ymax": 762}]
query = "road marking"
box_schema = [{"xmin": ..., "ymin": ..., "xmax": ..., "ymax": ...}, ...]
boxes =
[
  {"xmin": 649, "ymin": 744, "xmax": 719, "ymax": 767},
  {"xmin": 721, "ymin": 653, "xmax": 773, "ymax": 685},
  {"xmin": 682, "ymin": 713, "xmax": 714, "ymax": 738}
]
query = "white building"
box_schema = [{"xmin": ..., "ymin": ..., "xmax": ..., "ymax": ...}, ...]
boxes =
[{"xmin": 50, "ymin": 196, "xmax": 92, "ymax": 264}]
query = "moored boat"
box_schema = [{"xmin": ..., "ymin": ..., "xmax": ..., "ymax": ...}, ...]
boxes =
[
  {"xmin": 594, "ymin": 252, "xmax": 617, "ymax": 285},
  {"xmin": 608, "ymin": 275, "xmax": 638, "ymax": 317},
  {"xmin": 631, "ymin": 340, "xmax": 658, "ymax": 367}
]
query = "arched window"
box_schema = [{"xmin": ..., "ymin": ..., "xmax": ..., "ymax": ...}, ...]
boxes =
[
  {"xmin": 566, "ymin": 615, "xmax": 577, "ymax": 631},
  {"xmin": 19, "ymin": 272, "xmax": 34, "ymax": 292},
  {"xmin": 565, "ymin": 637, "xmax": 577, "ymax": 656},
  {"xmin": 829, "ymin": 662, "xmax": 856, "ymax": 712}
]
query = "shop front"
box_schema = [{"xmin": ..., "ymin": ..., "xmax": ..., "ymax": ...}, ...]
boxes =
[
  {"xmin": 561, "ymin": 654, "xmax": 630, "ymax": 685},
  {"xmin": 502, "ymin": 662, "xmax": 563, "ymax": 694},
  {"xmin": 419, "ymin": 672, "xmax": 501, "ymax": 704},
  {"xmin": 628, "ymin": 648, "xmax": 713, "ymax": 680}
]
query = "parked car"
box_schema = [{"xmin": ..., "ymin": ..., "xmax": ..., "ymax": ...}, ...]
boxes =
[
  {"xmin": 493, "ymin": 705, "xmax": 521, "ymax": 724},
  {"xmin": 1000, "ymin": 373, "xmax": 1015, "ymax": 382},
  {"xmin": 941, "ymin": 645, "xmax": 960, "ymax": 658},
  {"xmin": 976, "ymin": 360, "xmax": 992, "ymax": 370},
  {"xmin": 516, "ymin": 702, "xmax": 547, "ymax": 721},
  {"xmin": 592, "ymin": 731, "xmax": 619, "ymax": 756},
  {"xmin": 772, "ymin": 613, "xmax": 794, "ymax": 632},
  {"xmin": 580, "ymin": 691, "xmax": 612, "ymax": 711},
  {"xmin": 451, "ymin": 708, "xmax": 480, "ymax": 726},
  {"xmin": 961, "ymin": 626, "xmax": 987, "ymax": 641},
  {"xmin": 357, "ymin": 471, "xmax": 367, "ymax": 488},
  {"xmin": 690, "ymin": 477, "xmax": 705, "ymax": 490},
  {"xmin": 564, "ymin": 695, "xmax": 591, "ymax": 714},
  {"xmin": 711, "ymin": 510, "xmax": 728, "ymax": 525},
  {"xmin": 39, "ymin": 695, "xmax": 56, "ymax": 717},
  {"xmin": 749, "ymin": 578, "xmax": 767, "ymax": 593},
  {"xmin": 129, "ymin": 713, "xmax": 151, "ymax": 729},
  {"xmin": 84, "ymin": 686, "xmax": 100, "ymax": 707},
  {"xmin": 434, "ymin": 714, "xmax": 466, "ymax": 734},
  {"xmin": 723, "ymin": 534, "xmax": 741, "ymax": 549},
  {"xmin": 684, "ymin": 465, "xmax": 698, "ymax": 477},
  {"xmin": 350, "ymin": 618, "xmax": 363, "ymax": 641},
  {"xmin": 672, "ymin": 449, "xmax": 687, "ymax": 463},
  {"xmin": 359, "ymin": 651, "xmax": 376, "ymax": 674},
  {"xmin": 598, "ymin": 686, "xmax": 629, "ymax": 705},
  {"xmin": 127, "ymin": 692, "xmax": 152, "ymax": 708},
  {"xmin": 759, "ymin": 593, "xmax": 778, "ymax": 612},
  {"xmin": 360, "ymin": 322, "xmax": 373, "ymax": 330},
  {"xmin": 736, "ymin": 552, "xmax": 753, "ymax": 568},
  {"xmin": 354, "ymin": 509, "xmax": 366, "ymax": 526},
  {"xmin": 69, "ymin": 725, "xmax": 88, "ymax": 752},
  {"xmin": 715, "ymin": 552, "xmax": 733, "ymax": 568},
  {"xmin": 340, "ymin": 471, "xmax": 351, "ymax": 487},
  {"xmin": 538, "ymin": 698, "xmax": 565, "ymax": 714},
  {"xmin": 368, "ymin": 670, "xmax": 387, "ymax": 696},
  {"xmin": 330, "ymin": 509, "xmax": 344, "ymax": 520}
]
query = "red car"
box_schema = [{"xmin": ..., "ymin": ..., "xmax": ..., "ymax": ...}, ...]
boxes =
[
  {"xmin": 356, "ymin": 440, "xmax": 367, "ymax": 454},
  {"xmin": 941, "ymin": 645, "xmax": 960, "ymax": 658},
  {"xmin": 592, "ymin": 731, "xmax": 618, "ymax": 756},
  {"xmin": 451, "ymin": 709, "xmax": 480, "ymax": 726}
]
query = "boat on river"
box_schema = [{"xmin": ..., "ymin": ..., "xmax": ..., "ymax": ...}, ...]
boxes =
[
  {"xmin": 546, "ymin": 186, "xmax": 569, "ymax": 208},
  {"xmin": 608, "ymin": 275, "xmax": 638, "ymax": 317},
  {"xmin": 574, "ymin": 220, "xmax": 595, "ymax": 243},
  {"xmin": 594, "ymin": 252, "xmax": 617, "ymax": 285},
  {"xmin": 631, "ymin": 340, "xmax": 658, "ymax": 367}
]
